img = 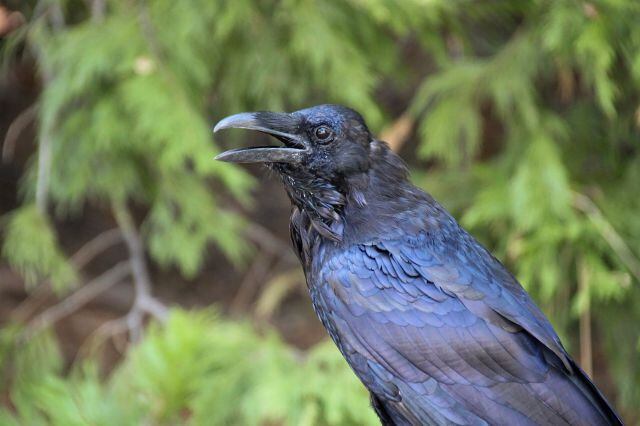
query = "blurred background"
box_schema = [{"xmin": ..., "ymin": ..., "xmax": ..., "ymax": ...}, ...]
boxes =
[{"xmin": 0, "ymin": 0, "xmax": 639, "ymax": 424}]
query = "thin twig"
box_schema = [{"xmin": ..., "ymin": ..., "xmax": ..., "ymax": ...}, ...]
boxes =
[
  {"xmin": 32, "ymin": 48, "xmax": 53, "ymax": 215},
  {"xmin": 31, "ymin": 0, "xmax": 65, "ymax": 214},
  {"xmin": 245, "ymin": 223, "xmax": 296, "ymax": 260},
  {"xmin": 138, "ymin": 295, "xmax": 169, "ymax": 319},
  {"xmin": 34, "ymin": 122, "xmax": 52, "ymax": 215},
  {"xmin": 126, "ymin": 302, "xmax": 144, "ymax": 343},
  {"xmin": 231, "ymin": 223, "xmax": 299, "ymax": 314},
  {"xmin": 112, "ymin": 201, "xmax": 168, "ymax": 341},
  {"xmin": 573, "ymin": 191, "xmax": 640, "ymax": 283},
  {"xmin": 26, "ymin": 261, "xmax": 131, "ymax": 335},
  {"xmin": 254, "ymin": 268, "xmax": 305, "ymax": 321},
  {"xmin": 47, "ymin": 1, "xmax": 65, "ymax": 29},
  {"xmin": 136, "ymin": 0, "xmax": 165, "ymax": 61},
  {"xmin": 9, "ymin": 285, "xmax": 50, "ymax": 323},
  {"xmin": 2, "ymin": 103, "xmax": 37, "ymax": 163},
  {"xmin": 80, "ymin": 315, "xmax": 130, "ymax": 359},
  {"xmin": 10, "ymin": 229, "xmax": 124, "ymax": 322},
  {"xmin": 578, "ymin": 258, "xmax": 593, "ymax": 377},
  {"xmin": 70, "ymin": 228, "xmax": 123, "ymax": 269},
  {"xmin": 379, "ymin": 113, "xmax": 414, "ymax": 153},
  {"xmin": 230, "ymin": 252, "xmax": 272, "ymax": 314},
  {"xmin": 89, "ymin": 0, "xmax": 106, "ymax": 22}
]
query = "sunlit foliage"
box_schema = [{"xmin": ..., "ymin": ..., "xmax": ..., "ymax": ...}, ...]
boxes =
[{"xmin": 0, "ymin": 311, "xmax": 378, "ymax": 425}]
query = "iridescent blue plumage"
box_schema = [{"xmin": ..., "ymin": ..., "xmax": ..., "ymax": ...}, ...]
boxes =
[{"xmin": 214, "ymin": 104, "xmax": 622, "ymax": 425}]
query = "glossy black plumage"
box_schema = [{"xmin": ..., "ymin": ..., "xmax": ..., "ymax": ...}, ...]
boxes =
[{"xmin": 214, "ymin": 105, "xmax": 622, "ymax": 425}]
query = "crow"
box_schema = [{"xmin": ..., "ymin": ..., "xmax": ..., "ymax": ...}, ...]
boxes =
[{"xmin": 214, "ymin": 104, "xmax": 622, "ymax": 425}]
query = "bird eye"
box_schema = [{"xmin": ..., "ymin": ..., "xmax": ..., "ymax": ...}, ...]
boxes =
[{"xmin": 314, "ymin": 126, "xmax": 333, "ymax": 142}]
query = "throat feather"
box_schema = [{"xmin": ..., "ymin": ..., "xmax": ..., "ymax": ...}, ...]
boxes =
[{"xmin": 281, "ymin": 173, "xmax": 346, "ymax": 242}]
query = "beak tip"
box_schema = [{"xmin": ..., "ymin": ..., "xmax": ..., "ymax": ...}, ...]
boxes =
[
  {"xmin": 212, "ymin": 122, "xmax": 224, "ymax": 133},
  {"xmin": 212, "ymin": 112, "xmax": 257, "ymax": 134},
  {"xmin": 213, "ymin": 152, "xmax": 228, "ymax": 162}
]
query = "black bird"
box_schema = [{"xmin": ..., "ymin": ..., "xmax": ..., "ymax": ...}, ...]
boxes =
[{"xmin": 214, "ymin": 105, "xmax": 622, "ymax": 426}]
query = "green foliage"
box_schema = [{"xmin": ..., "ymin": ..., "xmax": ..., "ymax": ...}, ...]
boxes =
[
  {"xmin": 0, "ymin": 310, "xmax": 378, "ymax": 426},
  {"xmin": 0, "ymin": 325, "xmax": 64, "ymax": 426},
  {"xmin": 1, "ymin": 205, "xmax": 76, "ymax": 293}
]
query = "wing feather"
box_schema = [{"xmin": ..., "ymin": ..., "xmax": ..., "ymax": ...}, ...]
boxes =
[{"xmin": 316, "ymin": 234, "xmax": 618, "ymax": 425}]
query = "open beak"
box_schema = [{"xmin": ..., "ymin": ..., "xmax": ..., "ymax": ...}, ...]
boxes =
[{"xmin": 213, "ymin": 112, "xmax": 308, "ymax": 164}]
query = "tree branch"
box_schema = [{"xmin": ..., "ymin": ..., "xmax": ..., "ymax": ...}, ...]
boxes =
[
  {"xmin": 573, "ymin": 191, "xmax": 640, "ymax": 283},
  {"xmin": 578, "ymin": 257, "xmax": 593, "ymax": 377},
  {"xmin": 31, "ymin": 0, "xmax": 66, "ymax": 214},
  {"xmin": 2, "ymin": 103, "xmax": 37, "ymax": 163},
  {"xmin": 10, "ymin": 228, "xmax": 124, "ymax": 322},
  {"xmin": 379, "ymin": 113, "xmax": 414, "ymax": 153},
  {"xmin": 26, "ymin": 260, "xmax": 131, "ymax": 335},
  {"xmin": 89, "ymin": 0, "xmax": 106, "ymax": 22},
  {"xmin": 80, "ymin": 315, "xmax": 130, "ymax": 358},
  {"xmin": 34, "ymin": 0, "xmax": 65, "ymax": 29},
  {"xmin": 70, "ymin": 228, "xmax": 123, "ymax": 269},
  {"xmin": 245, "ymin": 223, "xmax": 296, "ymax": 260},
  {"xmin": 34, "ymin": 124, "xmax": 52, "ymax": 215},
  {"xmin": 112, "ymin": 201, "xmax": 168, "ymax": 342},
  {"xmin": 230, "ymin": 252, "xmax": 272, "ymax": 314}
]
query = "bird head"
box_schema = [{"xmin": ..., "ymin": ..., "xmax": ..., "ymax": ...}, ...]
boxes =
[
  {"xmin": 213, "ymin": 104, "xmax": 372, "ymax": 181},
  {"xmin": 214, "ymin": 104, "xmax": 412, "ymax": 242}
]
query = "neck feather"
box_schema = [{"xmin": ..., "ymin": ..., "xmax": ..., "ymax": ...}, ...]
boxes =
[{"xmin": 279, "ymin": 140, "xmax": 411, "ymax": 242}]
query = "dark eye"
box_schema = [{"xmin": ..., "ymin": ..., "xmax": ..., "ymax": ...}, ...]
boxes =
[{"xmin": 314, "ymin": 126, "xmax": 333, "ymax": 142}]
